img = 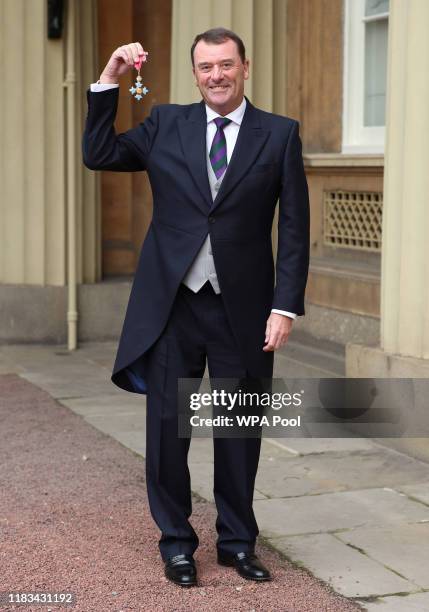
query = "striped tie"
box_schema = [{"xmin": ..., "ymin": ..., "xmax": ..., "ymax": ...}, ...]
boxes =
[{"xmin": 209, "ymin": 117, "xmax": 232, "ymax": 179}]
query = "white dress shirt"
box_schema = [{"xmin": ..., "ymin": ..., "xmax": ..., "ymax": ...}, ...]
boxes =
[{"xmin": 89, "ymin": 82, "xmax": 296, "ymax": 320}]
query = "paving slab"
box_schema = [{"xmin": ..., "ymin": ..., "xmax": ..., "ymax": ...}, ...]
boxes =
[
  {"xmin": 254, "ymin": 449, "xmax": 429, "ymax": 498},
  {"xmin": 360, "ymin": 592, "xmax": 429, "ymax": 611},
  {"xmin": 83, "ymin": 412, "xmax": 146, "ymax": 436},
  {"xmin": 59, "ymin": 393, "xmax": 144, "ymax": 417},
  {"xmin": 271, "ymin": 437, "xmax": 377, "ymax": 455},
  {"xmin": 112, "ymin": 430, "xmax": 146, "ymax": 455},
  {"xmin": 396, "ymin": 481, "xmax": 429, "ymax": 505},
  {"xmin": 17, "ymin": 360, "xmax": 109, "ymax": 378},
  {"xmin": 0, "ymin": 344, "xmax": 90, "ymax": 367},
  {"xmin": 269, "ymin": 533, "xmax": 415, "ymax": 598},
  {"xmin": 21, "ymin": 370, "xmax": 121, "ymax": 399},
  {"xmin": 253, "ymin": 488, "xmax": 429, "ymax": 538},
  {"xmin": 188, "ymin": 461, "xmax": 268, "ymax": 502},
  {"xmin": 337, "ymin": 523, "xmax": 429, "ymax": 589},
  {"xmin": 188, "ymin": 437, "xmax": 214, "ymax": 463},
  {"xmin": 70, "ymin": 342, "xmax": 117, "ymax": 367},
  {"xmin": 0, "ymin": 352, "xmax": 21, "ymax": 374}
]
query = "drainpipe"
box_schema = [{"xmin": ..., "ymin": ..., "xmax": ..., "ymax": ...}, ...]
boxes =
[{"xmin": 63, "ymin": 0, "xmax": 78, "ymax": 350}]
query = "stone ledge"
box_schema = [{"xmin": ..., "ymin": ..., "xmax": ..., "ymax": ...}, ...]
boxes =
[{"xmin": 303, "ymin": 153, "xmax": 384, "ymax": 167}]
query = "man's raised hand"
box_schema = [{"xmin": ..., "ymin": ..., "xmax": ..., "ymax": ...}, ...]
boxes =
[{"xmin": 99, "ymin": 42, "xmax": 147, "ymax": 84}]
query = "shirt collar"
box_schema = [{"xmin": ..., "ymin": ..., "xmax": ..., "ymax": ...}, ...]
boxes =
[{"xmin": 205, "ymin": 96, "xmax": 247, "ymax": 126}]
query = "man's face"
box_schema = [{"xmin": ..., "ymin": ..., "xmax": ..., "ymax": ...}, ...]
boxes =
[{"xmin": 193, "ymin": 38, "xmax": 249, "ymax": 115}]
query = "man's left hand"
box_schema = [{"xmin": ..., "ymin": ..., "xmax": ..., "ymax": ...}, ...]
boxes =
[{"xmin": 263, "ymin": 312, "xmax": 293, "ymax": 351}]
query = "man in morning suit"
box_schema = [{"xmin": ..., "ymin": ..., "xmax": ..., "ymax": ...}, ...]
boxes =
[{"xmin": 82, "ymin": 28, "xmax": 310, "ymax": 587}]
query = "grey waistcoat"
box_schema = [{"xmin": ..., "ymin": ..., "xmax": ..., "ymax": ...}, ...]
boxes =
[{"xmin": 181, "ymin": 147, "xmax": 225, "ymax": 294}]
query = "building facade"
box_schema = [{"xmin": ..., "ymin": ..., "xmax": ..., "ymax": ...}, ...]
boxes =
[{"xmin": 1, "ymin": 0, "xmax": 428, "ymax": 386}]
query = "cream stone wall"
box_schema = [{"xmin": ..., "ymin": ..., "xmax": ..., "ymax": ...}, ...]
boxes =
[{"xmin": 0, "ymin": 0, "xmax": 99, "ymax": 286}]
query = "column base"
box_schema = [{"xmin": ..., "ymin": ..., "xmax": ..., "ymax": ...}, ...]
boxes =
[{"xmin": 346, "ymin": 343, "xmax": 429, "ymax": 377}]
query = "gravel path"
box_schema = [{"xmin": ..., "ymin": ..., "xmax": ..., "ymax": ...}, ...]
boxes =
[{"xmin": 0, "ymin": 374, "xmax": 364, "ymax": 612}]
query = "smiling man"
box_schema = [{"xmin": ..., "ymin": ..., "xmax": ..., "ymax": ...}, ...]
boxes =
[
  {"xmin": 82, "ymin": 27, "xmax": 310, "ymax": 588},
  {"xmin": 192, "ymin": 36, "xmax": 249, "ymax": 115}
]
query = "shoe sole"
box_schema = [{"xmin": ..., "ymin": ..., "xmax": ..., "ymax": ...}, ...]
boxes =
[
  {"xmin": 165, "ymin": 575, "xmax": 197, "ymax": 587},
  {"xmin": 217, "ymin": 559, "xmax": 272, "ymax": 581},
  {"xmin": 165, "ymin": 569, "xmax": 197, "ymax": 587}
]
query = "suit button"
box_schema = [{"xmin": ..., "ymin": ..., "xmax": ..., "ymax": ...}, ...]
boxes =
[{"xmin": 208, "ymin": 216, "xmax": 215, "ymax": 223}]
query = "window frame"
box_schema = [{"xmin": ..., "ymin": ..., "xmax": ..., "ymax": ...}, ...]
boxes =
[{"xmin": 342, "ymin": 0, "xmax": 389, "ymax": 154}]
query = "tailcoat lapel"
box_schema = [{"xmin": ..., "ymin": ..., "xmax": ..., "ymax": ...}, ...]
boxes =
[{"xmin": 176, "ymin": 101, "xmax": 212, "ymax": 212}]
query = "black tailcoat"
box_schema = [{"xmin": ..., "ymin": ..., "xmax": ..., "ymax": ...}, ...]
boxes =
[{"xmin": 82, "ymin": 88, "xmax": 310, "ymax": 393}]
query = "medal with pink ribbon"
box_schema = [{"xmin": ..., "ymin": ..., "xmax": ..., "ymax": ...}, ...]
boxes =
[{"xmin": 129, "ymin": 51, "xmax": 149, "ymax": 101}]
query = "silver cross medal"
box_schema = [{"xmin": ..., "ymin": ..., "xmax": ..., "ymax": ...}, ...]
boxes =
[{"xmin": 130, "ymin": 51, "xmax": 149, "ymax": 101}]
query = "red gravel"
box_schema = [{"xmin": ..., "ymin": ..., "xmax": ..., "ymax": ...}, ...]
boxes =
[{"xmin": 0, "ymin": 374, "xmax": 364, "ymax": 612}]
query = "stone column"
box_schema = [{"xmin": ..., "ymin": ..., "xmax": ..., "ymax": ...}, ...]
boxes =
[
  {"xmin": 381, "ymin": 0, "xmax": 429, "ymax": 360},
  {"xmin": 347, "ymin": 0, "xmax": 429, "ymax": 376}
]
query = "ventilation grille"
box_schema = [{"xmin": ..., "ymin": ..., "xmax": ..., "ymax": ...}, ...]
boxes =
[{"xmin": 323, "ymin": 190, "xmax": 382, "ymax": 252}]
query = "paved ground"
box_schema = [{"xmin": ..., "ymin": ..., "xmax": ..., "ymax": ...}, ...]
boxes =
[{"xmin": 1, "ymin": 340, "xmax": 429, "ymax": 611}]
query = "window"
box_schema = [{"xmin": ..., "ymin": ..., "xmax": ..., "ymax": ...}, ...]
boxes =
[{"xmin": 343, "ymin": 0, "xmax": 390, "ymax": 153}]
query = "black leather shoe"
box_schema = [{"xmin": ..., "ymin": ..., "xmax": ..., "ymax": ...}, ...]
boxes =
[
  {"xmin": 164, "ymin": 554, "xmax": 197, "ymax": 587},
  {"xmin": 217, "ymin": 551, "xmax": 271, "ymax": 581}
]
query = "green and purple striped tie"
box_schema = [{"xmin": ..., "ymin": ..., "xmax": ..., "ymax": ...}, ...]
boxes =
[{"xmin": 210, "ymin": 117, "xmax": 232, "ymax": 179}]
